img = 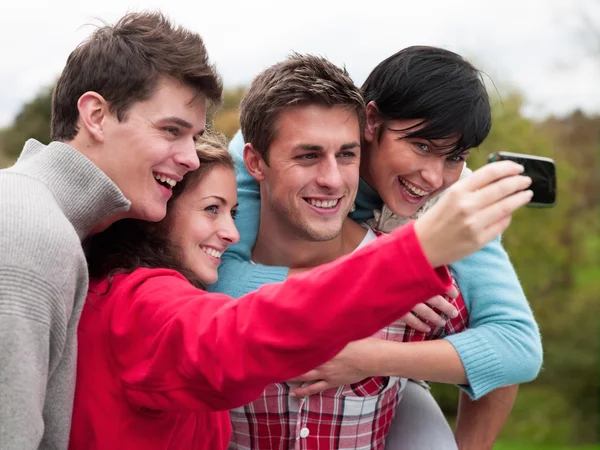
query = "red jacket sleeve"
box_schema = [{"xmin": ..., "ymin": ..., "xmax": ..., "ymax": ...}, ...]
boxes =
[{"xmin": 108, "ymin": 221, "xmax": 452, "ymax": 412}]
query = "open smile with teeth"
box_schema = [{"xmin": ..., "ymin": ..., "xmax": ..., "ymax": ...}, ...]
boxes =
[
  {"xmin": 201, "ymin": 246, "xmax": 223, "ymax": 259},
  {"xmin": 305, "ymin": 198, "xmax": 340, "ymax": 209},
  {"xmin": 153, "ymin": 172, "xmax": 178, "ymax": 189},
  {"xmin": 398, "ymin": 177, "xmax": 430, "ymax": 198}
]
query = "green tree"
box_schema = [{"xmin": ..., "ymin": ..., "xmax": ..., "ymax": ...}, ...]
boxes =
[{"xmin": 0, "ymin": 85, "xmax": 53, "ymax": 162}]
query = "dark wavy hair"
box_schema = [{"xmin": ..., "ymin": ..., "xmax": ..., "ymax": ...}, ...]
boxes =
[{"xmin": 84, "ymin": 131, "xmax": 234, "ymax": 290}]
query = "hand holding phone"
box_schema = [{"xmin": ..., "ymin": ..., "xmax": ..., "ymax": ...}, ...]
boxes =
[{"xmin": 488, "ymin": 152, "xmax": 556, "ymax": 207}]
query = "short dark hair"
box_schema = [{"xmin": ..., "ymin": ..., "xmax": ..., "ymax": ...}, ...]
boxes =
[
  {"xmin": 84, "ymin": 131, "xmax": 233, "ymax": 290},
  {"xmin": 361, "ymin": 46, "xmax": 491, "ymax": 157},
  {"xmin": 51, "ymin": 11, "xmax": 223, "ymax": 141},
  {"xmin": 239, "ymin": 53, "xmax": 364, "ymax": 162}
]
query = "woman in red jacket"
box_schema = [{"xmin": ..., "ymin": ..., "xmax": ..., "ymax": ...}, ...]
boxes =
[{"xmin": 69, "ymin": 132, "xmax": 530, "ymax": 449}]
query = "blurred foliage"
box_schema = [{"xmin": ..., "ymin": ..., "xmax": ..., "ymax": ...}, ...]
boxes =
[
  {"xmin": 0, "ymin": 85, "xmax": 598, "ymax": 446},
  {"xmin": 0, "ymin": 85, "xmax": 53, "ymax": 160},
  {"xmin": 432, "ymin": 95, "xmax": 600, "ymax": 445}
]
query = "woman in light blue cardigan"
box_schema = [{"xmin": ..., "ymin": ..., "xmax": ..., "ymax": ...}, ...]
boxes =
[{"xmin": 210, "ymin": 47, "xmax": 543, "ymax": 448}]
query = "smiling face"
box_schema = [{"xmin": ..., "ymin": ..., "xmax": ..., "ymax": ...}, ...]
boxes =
[
  {"xmin": 166, "ymin": 165, "xmax": 240, "ymax": 285},
  {"xmin": 258, "ymin": 104, "xmax": 361, "ymax": 242},
  {"xmin": 363, "ymin": 117, "xmax": 468, "ymax": 218},
  {"xmin": 99, "ymin": 76, "xmax": 207, "ymax": 223}
]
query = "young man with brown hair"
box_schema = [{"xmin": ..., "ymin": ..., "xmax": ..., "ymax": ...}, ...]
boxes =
[
  {"xmin": 212, "ymin": 52, "xmax": 538, "ymax": 449},
  {"xmin": 0, "ymin": 12, "xmax": 220, "ymax": 449}
]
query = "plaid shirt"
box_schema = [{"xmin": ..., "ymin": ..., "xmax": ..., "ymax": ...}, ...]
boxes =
[{"xmin": 229, "ymin": 231, "xmax": 469, "ymax": 450}]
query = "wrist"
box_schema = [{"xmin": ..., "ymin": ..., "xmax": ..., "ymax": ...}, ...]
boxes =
[{"xmin": 413, "ymin": 218, "xmax": 442, "ymax": 268}]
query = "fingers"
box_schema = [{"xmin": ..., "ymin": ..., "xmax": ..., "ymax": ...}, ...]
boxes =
[
  {"xmin": 425, "ymin": 295, "xmax": 459, "ymax": 319},
  {"xmin": 475, "ymin": 190, "xmax": 533, "ymax": 237},
  {"xmin": 472, "ymin": 174, "xmax": 532, "ymax": 209},
  {"xmin": 400, "ymin": 309, "xmax": 431, "ymax": 332},
  {"xmin": 288, "ymin": 369, "xmax": 320, "ymax": 384},
  {"xmin": 411, "ymin": 302, "xmax": 447, "ymax": 328},
  {"xmin": 459, "ymin": 160, "xmax": 525, "ymax": 192},
  {"xmin": 446, "ymin": 285, "xmax": 459, "ymax": 300},
  {"xmin": 290, "ymin": 380, "xmax": 331, "ymax": 398}
]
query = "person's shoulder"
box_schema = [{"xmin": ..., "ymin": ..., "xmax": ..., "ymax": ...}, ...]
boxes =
[
  {"xmin": 112, "ymin": 267, "xmax": 197, "ymax": 297},
  {"xmin": 0, "ymin": 180, "xmax": 81, "ymax": 270}
]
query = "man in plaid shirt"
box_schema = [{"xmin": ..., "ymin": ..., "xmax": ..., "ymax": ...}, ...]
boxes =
[
  {"xmin": 225, "ymin": 55, "xmax": 473, "ymax": 450},
  {"xmin": 218, "ymin": 49, "xmax": 541, "ymax": 449}
]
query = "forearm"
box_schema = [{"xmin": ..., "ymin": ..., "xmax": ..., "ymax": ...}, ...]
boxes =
[
  {"xmin": 365, "ymin": 339, "xmax": 467, "ymax": 384},
  {"xmin": 448, "ymin": 236, "xmax": 543, "ymax": 398},
  {"xmin": 210, "ymin": 256, "xmax": 288, "ymax": 297},
  {"xmin": 454, "ymin": 385, "xmax": 518, "ymax": 450}
]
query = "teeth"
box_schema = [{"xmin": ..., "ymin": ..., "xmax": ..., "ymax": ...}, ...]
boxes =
[
  {"xmin": 307, "ymin": 198, "xmax": 339, "ymax": 208},
  {"xmin": 153, "ymin": 173, "xmax": 177, "ymax": 187},
  {"xmin": 201, "ymin": 246, "xmax": 223, "ymax": 259},
  {"xmin": 399, "ymin": 178, "xmax": 428, "ymax": 197}
]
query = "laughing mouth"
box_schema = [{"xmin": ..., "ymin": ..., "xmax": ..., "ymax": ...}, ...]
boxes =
[
  {"xmin": 201, "ymin": 246, "xmax": 223, "ymax": 259},
  {"xmin": 398, "ymin": 177, "xmax": 430, "ymax": 199},
  {"xmin": 304, "ymin": 198, "xmax": 340, "ymax": 209},
  {"xmin": 153, "ymin": 172, "xmax": 178, "ymax": 189}
]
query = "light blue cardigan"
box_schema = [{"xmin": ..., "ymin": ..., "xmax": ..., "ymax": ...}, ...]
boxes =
[{"xmin": 209, "ymin": 130, "xmax": 543, "ymax": 399}]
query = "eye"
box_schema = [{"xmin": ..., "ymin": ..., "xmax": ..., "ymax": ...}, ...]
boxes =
[
  {"xmin": 296, "ymin": 153, "xmax": 318, "ymax": 160},
  {"xmin": 446, "ymin": 153, "xmax": 469, "ymax": 165},
  {"xmin": 413, "ymin": 142, "xmax": 430, "ymax": 152},
  {"xmin": 231, "ymin": 209, "xmax": 238, "ymax": 220},
  {"xmin": 164, "ymin": 127, "xmax": 179, "ymax": 136},
  {"xmin": 205, "ymin": 205, "xmax": 219, "ymax": 215},
  {"xmin": 337, "ymin": 151, "xmax": 357, "ymax": 159}
]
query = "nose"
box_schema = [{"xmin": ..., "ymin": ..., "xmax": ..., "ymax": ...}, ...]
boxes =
[
  {"xmin": 174, "ymin": 138, "xmax": 200, "ymax": 172},
  {"xmin": 420, "ymin": 157, "xmax": 445, "ymax": 191},
  {"xmin": 218, "ymin": 215, "xmax": 240, "ymax": 246},
  {"xmin": 315, "ymin": 156, "xmax": 343, "ymax": 190}
]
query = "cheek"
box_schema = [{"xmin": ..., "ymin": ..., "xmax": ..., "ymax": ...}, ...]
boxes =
[
  {"xmin": 275, "ymin": 169, "xmax": 309, "ymax": 195},
  {"xmin": 442, "ymin": 168, "xmax": 463, "ymax": 189}
]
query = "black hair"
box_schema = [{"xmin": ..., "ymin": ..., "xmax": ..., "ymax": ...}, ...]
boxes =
[{"xmin": 361, "ymin": 46, "xmax": 491, "ymax": 157}]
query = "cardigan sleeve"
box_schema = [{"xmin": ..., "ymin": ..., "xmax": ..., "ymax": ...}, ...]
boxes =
[{"xmin": 446, "ymin": 236, "xmax": 543, "ymax": 399}]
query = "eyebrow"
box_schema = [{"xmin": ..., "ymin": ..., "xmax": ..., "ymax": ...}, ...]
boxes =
[
  {"xmin": 162, "ymin": 116, "xmax": 205, "ymax": 137},
  {"xmin": 201, "ymin": 196, "xmax": 239, "ymax": 208},
  {"xmin": 294, "ymin": 141, "xmax": 360, "ymax": 152}
]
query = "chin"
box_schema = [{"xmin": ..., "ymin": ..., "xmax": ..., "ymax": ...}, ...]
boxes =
[
  {"xmin": 389, "ymin": 202, "xmax": 423, "ymax": 218},
  {"xmin": 199, "ymin": 272, "xmax": 218, "ymax": 286},
  {"xmin": 137, "ymin": 203, "xmax": 168, "ymax": 223}
]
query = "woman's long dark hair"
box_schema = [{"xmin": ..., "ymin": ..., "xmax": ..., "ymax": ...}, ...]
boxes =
[{"xmin": 84, "ymin": 131, "xmax": 234, "ymax": 290}]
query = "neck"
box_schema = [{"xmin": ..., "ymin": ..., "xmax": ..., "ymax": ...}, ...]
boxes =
[{"xmin": 253, "ymin": 214, "xmax": 367, "ymax": 269}]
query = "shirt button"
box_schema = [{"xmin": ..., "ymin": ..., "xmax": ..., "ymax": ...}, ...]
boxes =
[{"xmin": 300, "ymin": 427, "xmax": 310, "ymax": 438}]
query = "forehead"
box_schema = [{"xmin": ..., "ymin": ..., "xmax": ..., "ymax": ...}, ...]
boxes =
[
  {"xmin": 270, "ymin": 104, "xmax": 360, "ymax": 151},
  {"xmin": 131, "ymin": 77, "xmax": 207, "ymax": 123},
  {"xmin": 180, "ymin": 165, "xmax": 237, "ymax": 203}
]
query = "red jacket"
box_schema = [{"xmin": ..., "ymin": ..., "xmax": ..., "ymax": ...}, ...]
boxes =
[{"xmin": 69, "ymin": 222, "xmax": 451, "ymax": 449}]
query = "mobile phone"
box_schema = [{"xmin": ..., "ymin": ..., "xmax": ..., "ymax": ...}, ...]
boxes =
[{"xmin": 487, "ymin": 151, "xmax": 556, "ymax": 207}]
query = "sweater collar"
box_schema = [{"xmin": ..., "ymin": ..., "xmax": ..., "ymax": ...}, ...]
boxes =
[{"xmin": 12, "ymin": 139, "xmax": 131, "ymax": 240}]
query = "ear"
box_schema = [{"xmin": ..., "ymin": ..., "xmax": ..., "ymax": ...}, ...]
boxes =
[
  {"xmin": 77, "ymin": 91, "xmax": 110, "ymax": 143},
  {"xmin": 364, "ymin": 101, "xmax": 384, "ymax": 144},
  {"xmin": 243, "ymin": 143, "xmax": 267, "ymax": 182}
]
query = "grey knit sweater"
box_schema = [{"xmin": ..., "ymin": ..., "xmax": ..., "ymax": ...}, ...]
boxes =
[{"xmin": 0, "ymin": 139, "xmax": 130, "ymax": 449}]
